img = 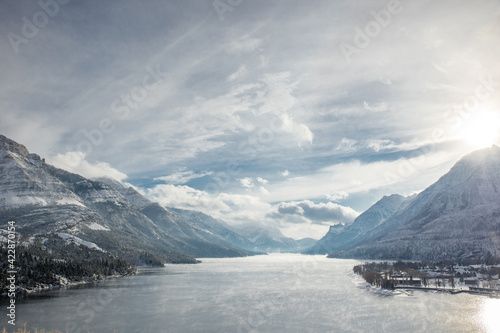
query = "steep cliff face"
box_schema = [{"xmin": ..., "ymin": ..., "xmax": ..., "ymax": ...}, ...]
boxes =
[
  {"xmin": 97, "ymin": 177, "xmax": 252, "ymax": 257},
  {"xmin": 0, "ymin": 135, "xmax": 250, "ymax": 263},
  {"xmin": 324, "ymin": 146, "xmax": 500, "ymax": 261}
]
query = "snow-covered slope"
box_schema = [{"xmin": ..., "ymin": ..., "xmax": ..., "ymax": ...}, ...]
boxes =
[
  {"xmin": 228, "ymin": 224, "xmax": 316, "ymax": 253},
  {"xmin": 304, "ymin": 194, "xmax": 407, "ymax": 254},
  {"xmin": 0, "ymin": 135, "xmax": 252, "ymax": 263},
  {"xmin": 0, "ymin": 139, "xmax": 81, "ymax": 208},
  {"xmin": 100, "ymin": 176, "xmax": 312, "ymax": 254},
  {"xmin": 97, "ymin": 177, "xmax": 254, "ymax": 257},
  {"xmin": 330, "ymin": 145, "xmax": 500, "ymax": 260}
]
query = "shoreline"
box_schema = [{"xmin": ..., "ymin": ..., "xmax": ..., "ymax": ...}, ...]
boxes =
[
  {"xmin": 362, "ymin": 284, "xmax": 500, "ymax": 298},
  {"xmin": 0, "ymin": 272, "xmax": 135, "ymax": 299},
  {"xmin": 354, "ymin": 273, "xmax": 500, "ymax": 298},
  {"xmin": 394, "ymin": 285, "xmax": 500, "ymax": 297}
]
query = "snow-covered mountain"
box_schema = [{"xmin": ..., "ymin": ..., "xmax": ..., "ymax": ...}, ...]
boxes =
[
  {"xmin": 319, "ymin": 146, "xmax": 500, "ymax": 261},
  {"xmin": 166, "ymin": 207, "xmax": 316, "ymax": 253},
  {"xmin": 96, "ymin": 177, "xmax": 253, "ymax": 256},
  {"xmin": 97, "ymin": 177, "xmax": 305, "ymax": 254},
  {"xmin": 0, "ymin": 135, "xmax": 251, "ymax": 263},
  {"xmin": 304, "ymin": 194, "xmax": 407, "ymax": 254},
  {"xmin": 167, "ymin": 208, "xmax": 259, "ymax": 251},
  {"xmin": 97, "ymin": 178, "xmax": 315, "ymax": 254},
  {"xmin": 230, "ymin": 224, "xmax": 317, "ymax": 253}
]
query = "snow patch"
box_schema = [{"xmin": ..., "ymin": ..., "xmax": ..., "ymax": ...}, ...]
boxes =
[
  {"xmin": 1, "ymin": 194, "xmax": 47, "ymax": 206},
  {"xmin": 87, "ymin": 222, "xmax": 110, "ymax": 231},
  {"xmin": 56, "ymin": 233, "xmax": 105, "ymax": 252},
  {"xmin": 55, "ymin": 198, "xmax": 86, "ymax": 207}
]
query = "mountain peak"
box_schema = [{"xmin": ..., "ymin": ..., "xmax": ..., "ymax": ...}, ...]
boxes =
[
  {"xmin": 0, "ymin": 134, "xmax": 30, "ymax": 157},
  {"xmin": 328, "ymin": 223, "xmax": 344, "ymax": 231},
  {"xmin": 435, "ymin": 145, "xmax": 500, "ymax": 189},
  {"xmin": 325, "ymin": 144, "xmax": 500, "ymax": 260},
  {"xmin": 95, "ymin": 176, "xmax": 125, "ymax": 189},
  {"xmin": 380, "ymin": 193, "xmax": 405, "ymax": 202},
  {"xmin": 455, "ymin": 145, "xmax": 500, "ymax": 168}
]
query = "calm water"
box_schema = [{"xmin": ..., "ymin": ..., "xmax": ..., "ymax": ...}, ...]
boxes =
[{"xmin": 4, "ymin": 254, "xmax": 500, "ymax": 332}]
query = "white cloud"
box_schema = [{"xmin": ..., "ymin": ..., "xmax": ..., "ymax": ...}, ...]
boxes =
[
  {"xmin": 259, "ymin": 186, "xmax": 270, "ymax": 195},
  {"xmin": 266, "ymin": 149, "xmax": 462, "ymax": 204},
  {"xmin": 325, "ymin": 191, "xmax": 349, "ymax": 202},
  {"xmin": 249, "ymin": 71, "xmax": 314, "ymax": 146},
  {"xmin": 124, "ymin": 71, "xmax": 314, "ymax": 170},
  {"xmin": 367, "ymin": 138, "xmax": 447, "ymax": 153},
  {"xmin": 239, "ymin": 177, "xmax": 255, "ymax": 188},
  {"xmin": 227, "ymin": 65, "xmax": 248, "ymax": 81},
  {"xmin": 256, "ymin": 177, "xmax": 268, "ymax": 185},
  {"xmin": 368, "ymin": 139, "xmax": 395, "ymax": 152},
  {"xmin": 281, "ymin": 113, "xmax": 314, "ymax": 146},
  {"xmin": 142, "ymin": 184, "xmax": 230, "ymax": 213},
  {"xmin": 281, "ymin": 170, "xmax": 290, "ymax": 177},
  {"xmin": 155, "ymin": 170, "xmax": 213, "ymax": 184},
  {"xmin": 269, "ymin": 200, "xmax": 359, "ymax": 226},
  {"xmin": 336, "ymin": 138, "xmax": 357, "ymax": 151},
  {"xmin": 363, "ymin": 101, "xmax": 389, "ymax": 112},
  {"xmin": 141, "ymin": 184, "xmax": 272, "ymax": 224},
  {"xmin": 257, "ymin": 72, "xmax": 297, "ymax": 115},
  {"xmin": 49, "ymin": 152, "xmax": 128, "ymax": 182}
]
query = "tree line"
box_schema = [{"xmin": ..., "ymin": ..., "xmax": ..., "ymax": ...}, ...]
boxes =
[{"xmin": 0, "ymin": 243, "xmax": 136, "ymax": 295}]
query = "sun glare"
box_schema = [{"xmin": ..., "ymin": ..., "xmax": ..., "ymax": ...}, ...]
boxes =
[
  {"xmin": 479, "ymin": 299, "xmax": 500, "ymax": 333},
  {"xmin": 460, "ymin": 110, "xmax": 500, "ymax": 148}
]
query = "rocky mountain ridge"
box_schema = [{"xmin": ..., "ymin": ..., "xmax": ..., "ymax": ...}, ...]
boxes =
[
  {"xmin": 306, "ymin": 145, "xmax": 500, "ymax": 261},
  {"xmin": 0, "ymin": 134, "xmax": 313, "ymax": 267},
  {"xmin": 0, "ymin": 135, "xmax": 249, "ymax": 264}
]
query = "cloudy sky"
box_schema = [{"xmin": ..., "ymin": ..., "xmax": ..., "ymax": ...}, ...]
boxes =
[{"xmin": 1, "ymin": 0, "xmax": 500, "ymax": 239}]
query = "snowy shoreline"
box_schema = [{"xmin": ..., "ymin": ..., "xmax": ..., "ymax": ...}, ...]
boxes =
[
  {"xmin": 1, "ymin": 272, "xmax": 134, "ymax": 297},
  {"xmin": 355, "ymin": 277, "xmax": 500, "ymax": 298}
]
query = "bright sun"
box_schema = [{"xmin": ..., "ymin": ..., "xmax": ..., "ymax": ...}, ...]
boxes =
[{"xmin": 460, "ymin": 110, "xmax": 500, "ymax": 148}]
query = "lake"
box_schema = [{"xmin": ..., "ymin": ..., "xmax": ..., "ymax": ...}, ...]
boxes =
[{"xmin": 5, "ymin": 254, "xmax": 500, "ymax": 332}]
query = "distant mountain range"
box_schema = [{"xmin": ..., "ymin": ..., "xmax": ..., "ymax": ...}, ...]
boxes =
[
  {"xmin": 6, "ymin": 133, "xmax": 496, "ymax": 264},
  {"xmin": 0, "ymin": 134, "xmax": 310, "ymax": 266},
  {"xmin": 305, "ymin": 145, "xmax": 500, "ymax": 261}
]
